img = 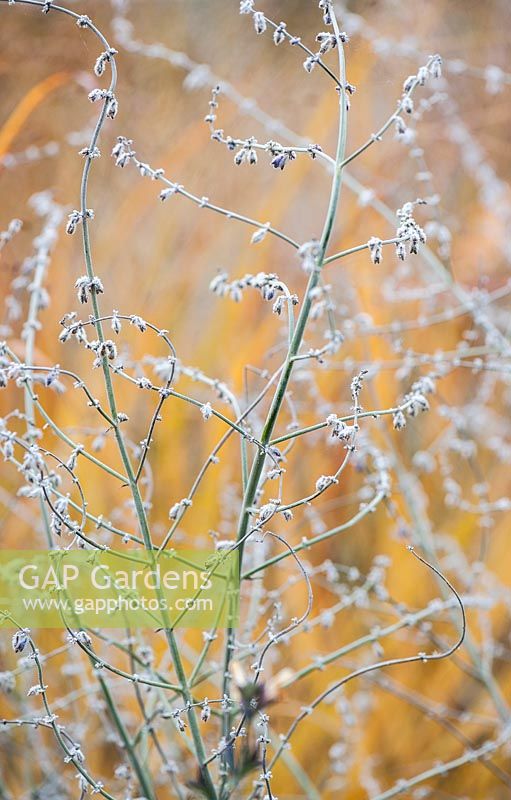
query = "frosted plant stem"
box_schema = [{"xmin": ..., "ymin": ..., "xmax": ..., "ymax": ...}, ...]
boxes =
[
  {"xmin": 218, "ymin": 9, "xmax": 349, "ymax": 795},
  {"xmin": 0, "ymin": 2, "xmax": 220, "ymax": 795}
]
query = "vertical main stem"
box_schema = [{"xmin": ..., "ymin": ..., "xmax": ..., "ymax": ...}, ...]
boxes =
[
  {"xmin": 220, "ymin": 17, "xmax": 349, "ymax": 798},
  {"xmin": 99, "ymin": 674, "xmax": 156, "ymax": 800},
  {"xmin": 235, "ymin": 41, "xmax": 348, "ymax": 565},
  {"xmin": 77, "ymin": 37, "xmax": 218, "ymax": 800}
]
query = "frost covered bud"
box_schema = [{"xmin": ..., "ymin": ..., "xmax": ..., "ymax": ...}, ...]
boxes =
[
  {"xmin": 200, "ymin": 402, "xmax": 213, "ymax": 421},
  {"xmin": 253, "ymin": 11, "xmax": 266, "ymax": 34},
  {"xmin": 88, "ymin": 88, "xmax": 107, "ymax": 103},
  {"xmin": 315, "ymin": 475, "xmax": 338, "ymax": 493},
  {"xmin": 368, "ymin": 237, "xmax": 383, "ymax": 265},
  {"xmin": 251, "ymin": 224, "xmax": 270, "ymax": 244},
  {"xmin": 106, "ymin": 95, "xmax": 119, "ymax": 119},
  {"xmin": 303, "ymin": 55, "xmax": 319, "ymax": 73},
  {"xmin": 201, "ymin": 701, "xmax": 211, "ymax": 722},
  {"xmin": 94, "ymin": 48, "xmax": 118, "ymax": 77},
  {"xmin": 12, "ymin": 629, "xmax": 30, "ymax": 654},
  {"xmin": 394, "ymin": 117, "xmax": 407, "ymax": 137},
  {"xmin": 79, "ymin": 146, "xmax": 101, "ymax": 159},
  {"xmin": 111, "ymin": 137, "xmax": 135, "ymax": 168},
  {"xmin": 416, "ymin": 66, "xmax": 429, "ymax": 86},
  {"xmin": 326, "ymin": 414, "xmax": 353, "ymax": 441},
  {"xmin": 316, "ymin": 32, "xmax": 338, "ymax": 54},
  {"xmin": 271, "ymin": 151, "xmax": 296, "ymax": 170},
  {"xmin": 96, "ymin": 340, "xmax": 117, "ymax": 361},
  {"xmin": 257, "ymin": 500, "xmax": 279, "ymax": 524},
  {"xmin": 319, "ymin": 0, "xmax": 332, "ymax": 25},
  {"xmin": 401, "ymin": 96, "xmax": 414, "ymax": 115},
  {"xmin": 74, "ymin": 275, "xmax": 104, "ymax": 304},
  {"xmin": 66, "ymin": 212, "xmax": 81, "ymax": 236},
  {"xmin": 393, "ymin": 410, "xmax": 406, "ymax": 430},
  {"xmin": 273, "ymin": 22, "xmax": 287, "ymax": 45},
  {"xmin": 396, "ymin": 240, "xmax": 407, "ymax": 261},
  {"xmin": 66, "ymin": 209, "xmax": 93, "ymax": 235},
  {"xmin": 69, "ymin": 630, "xmax": 92, "ymax": 647},
  {"xmin": 111, "ymin": 311, "xmax": 122, "ymax": 334},
  {"xmin": 408, "ymin": 393, "xmax": 430, "ymax": 416},
  {"xmin": 160, "ymin": 184, "xmax": 181, "ymax": 201},
  {"xmin": 429, "ymin": 55, "xmax": 442, "ymax": 78},
  {"xmin": 209, "ymin": 272, "xmax": 229, "ymax": 296},
  {"xmin": 129, "ymin": 315, "xmax": 147, "ymax": 332}
]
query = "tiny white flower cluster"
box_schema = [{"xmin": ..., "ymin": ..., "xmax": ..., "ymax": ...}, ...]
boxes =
[
  {"xmin": 315, "ymin": 474, "xmax": 338, "ymax": 493},
  {"xmin": 251, "ymin": 223, "xmax": 270, "ymax": 244},
  {"xmin": 63, "ymin": 744, "xmax": 85, "ymax": 764},
  {"xmin": 318, "ymin": 0, "xmax": 333, "ymax": 25},
  {"xmin": 273, "ymin": 21, "xmax": 287, "ymax": 46},
  {"xmin": 351, "ymin": 369, "xmax": 367, "ymax": 403},
  {"xmin": 209, "ymin": 271, "xmax": 298, "ymax": 314},
  {"xmin": 67, "ymin": 630, "xmax": 92, "ymax": 647},
  {"xmin": 253, "ymin": 11, "xmax": 266, "ymax": 34},
  {"xmin": 76, "ymin": 14, "xmax": 91, "ymax": 28},
  {"xmin": 270, "ymin": 149, "xmax": 296, "ymax": 171},
  {"xmin": 129, "ymin": 314, "xmax": 148, "ymax": 332},
  {"xmin": 89, "ymin": 339, "xmax": 118, "ymax": 367},
  {"xmin": 234, "ymin": 139, "xmax": 259, "ymax": 166},
  {"xmin": 326, "ymin": 414, "xmax": 356, "ymax": 441},
  {"xmin": 27, "ymin": 683, "xmax": 47, "ymax": 697},
  {"xmin": 169, "ymin": 496, "xmax": 192, "ymax": 521},
  {"xmin": 94, "ymin": 47, "xmax": 118, "ymax": 77},
  {"xmin": 212, "ymin": 128, "xmax": 305, "ymax": 172},
  {"xmin": 74, "ymin": 275, "xmax": 104, "ymax": 304},
  {"xmin": 201, "ymin": 700, "xmax": 211, "ymax": 722},
  {"xmin": 257, "ymin": 499, "xmax": 280, "ymax": 524},
  {"xmin": 395, "ymin": 55, "xmax": 442, "ymax": 141},
  {"xmin": 393, "ymin": 376, "xmax": 435, "ymax": 430},
  {"xmin": 395, "ymin": 201, "xmax": 427, "ymax": 259},
  {"xmin": 50, "ymin": 494, "xmax": 70, "ymax": 536},
  {"xmin": 159, "ymin": 183, "xmax": 182, "ymax": 201},
  {"xmin": 304, "ymin": 26, "xmax": 349, "ymax": 73},
  {"xmin": 66, "ymin": 208, "xmax": 94, "ymax": 235},
  {"xmin": 367, "ymin": 236, "xmax": 383, "ymax": 265},
  {"xmin": 88, "ymin": 88, "xmax": 118, "ymax": 119},
  {"xmin": 366, "ymin": 202, "xmax": 427, "ymax": 265},
  {"xmin": 111, "ymin": 136, "xmax": 136, "ymax": 168},
  {"xmin": 79, "ymin": 146, "xmax": 101, "ymax": 160},
  {"xmin": 316, "ymin": 31, "xmax": 341, "ymax": 55},
  {"xmin": 59, "ymin": 313, "xmax": 89, "ymax": 344},
  {"xmin": 207, "ymin": 86, "xmax": 323, "ymax": 174}
]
